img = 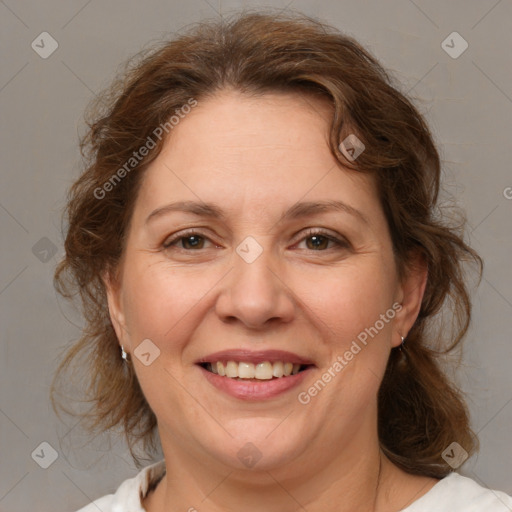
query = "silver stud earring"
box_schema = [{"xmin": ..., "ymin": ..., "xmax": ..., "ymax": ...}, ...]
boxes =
[{"xmin": 121, "ymin": 345, "xmax": 128, "ymax": 361}]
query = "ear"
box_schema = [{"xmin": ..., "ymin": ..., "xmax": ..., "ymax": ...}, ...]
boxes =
[
  {"xmin": 392, "ymin": 250, "xmax": 428, "ymax": 347},
  {"xmin": 102, "ymin": 267, "xmax": 130, "ymax": 349}
]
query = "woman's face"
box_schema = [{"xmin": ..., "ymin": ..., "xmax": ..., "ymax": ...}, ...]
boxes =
[{"xmin": 105, "ymin": 89, "xmax": 425, "ymax": 473}]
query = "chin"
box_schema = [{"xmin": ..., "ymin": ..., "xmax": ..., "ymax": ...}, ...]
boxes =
[{"xmin": 206, "ymin": 420, "xmax": 306, "ymax": 471}]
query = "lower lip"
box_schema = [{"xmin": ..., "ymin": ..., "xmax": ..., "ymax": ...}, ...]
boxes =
[{"xmin": 199, "ymin": 365, "xmax": 312, "ymax": 401}]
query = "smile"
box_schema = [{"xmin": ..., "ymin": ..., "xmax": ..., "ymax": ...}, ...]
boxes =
[{"xmin": 202, "ymin": 360, "xmax": 309, "ymax": 380}]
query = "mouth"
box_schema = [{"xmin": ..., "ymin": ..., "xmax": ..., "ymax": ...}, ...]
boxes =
[
  {"xmin": 196, "ymin": 350, "xmax": 316, "ymax": 400},
  {"xmin": 199, "ymin": 360, "xmax": 312, "ymax": 380}
]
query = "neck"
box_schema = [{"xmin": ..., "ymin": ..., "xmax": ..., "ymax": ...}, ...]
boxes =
[{"xmin": 144, "ymin": 434, "xmax": 400, "ymax": 512}]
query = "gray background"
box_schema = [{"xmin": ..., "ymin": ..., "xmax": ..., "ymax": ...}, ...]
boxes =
[{"xmin": 1, "ymin": 0, "xmax": 511, "ymax": 511}]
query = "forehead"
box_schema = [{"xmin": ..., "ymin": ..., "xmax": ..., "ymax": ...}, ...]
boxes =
[
  {"xmin": 133, "ymin": 89, "xmax": 382, "ymax": 226},
  {"xmin": 160, "ymin": 89, "xmax": 336, "ymax": 171}
]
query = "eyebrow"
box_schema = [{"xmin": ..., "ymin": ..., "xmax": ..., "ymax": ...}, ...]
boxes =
[{"xmin": 145, "ymin": 199, "xmax": 369, "ymax": 226}]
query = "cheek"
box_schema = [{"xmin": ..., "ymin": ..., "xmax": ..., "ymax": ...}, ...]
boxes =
[
  {"xmin": 120, "ymin": 261, "xmax": 191, "ymax": 347},
  {"xmin": 296, "ymin": 259, "xmax": 397, "ymax": 341},
  {"xmin": 310, "ymin": 270, "xmax": 397, "ymax": 389},
  {"xmin": 120, "ymin": 258, "xmax": 225, "ymax": 358}
]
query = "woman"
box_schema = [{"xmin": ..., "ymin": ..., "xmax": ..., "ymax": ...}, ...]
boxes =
[{"xmin": 52, "ymin": 11, "xmax": 512, "ymax": 512}]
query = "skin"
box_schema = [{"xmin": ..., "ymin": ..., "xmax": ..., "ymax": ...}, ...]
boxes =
[{"xmin": 105, "ymin": 89, "xmax": 438, "ymax": 511}]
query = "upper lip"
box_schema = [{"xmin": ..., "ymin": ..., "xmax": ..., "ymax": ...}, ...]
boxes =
[{"xmin": 196, "ymin": 349, "xmax": 316, "ymax": 366}]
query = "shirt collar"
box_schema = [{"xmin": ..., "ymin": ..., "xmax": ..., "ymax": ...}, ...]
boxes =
[{"xmin": 110, "ymin": 459, "xmax": 166, "ymax": 512}]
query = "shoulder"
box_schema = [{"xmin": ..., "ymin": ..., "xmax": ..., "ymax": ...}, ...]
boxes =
[
  {"xmin": 73, "ymin": 459, "xmax": 166, "ymax": 512},
  {"xmin": 75, "ymin": 494, "xmax": 115, "ymax": 512},
  {"xmin": 404, "ymin": 472, "xmax": 512, "ymax": 511}
]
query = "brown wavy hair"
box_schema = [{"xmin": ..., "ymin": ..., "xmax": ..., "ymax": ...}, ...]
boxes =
[{"xmin": 52, "ymin": 10, "xmax": 482, "ymax": 475}]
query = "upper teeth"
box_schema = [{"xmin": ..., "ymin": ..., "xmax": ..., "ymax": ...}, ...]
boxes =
[{"xmin": 209, "ymin": 361, "xmax": 301, "ymax": 379}]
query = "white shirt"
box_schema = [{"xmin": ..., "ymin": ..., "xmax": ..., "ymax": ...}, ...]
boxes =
[{"xmin": 75, "ymin": 459, "xmax": 512, "ymax": 511}]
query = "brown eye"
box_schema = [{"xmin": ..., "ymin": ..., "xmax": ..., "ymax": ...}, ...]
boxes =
[
  {"xmin": 163, "ymin": 231, "xmax": 212, "ymax": 250},
  {"xmin": 305, "ymin": 234, "xmax": 331, "ymax": 251},
  {"xmin": 297, "ymin": 229, "xmax": 350, "ymax": 252},
  {"xmin": 178, "ymin": 235, "xmax": 206, "ymax": 250}
]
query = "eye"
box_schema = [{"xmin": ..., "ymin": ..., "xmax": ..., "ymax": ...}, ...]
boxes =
[
  {"xmin": 295, "ymin": 228, "xmax": 350, "ymax": 251},
  {"xmin": 163, "ymin": 229, "xmax": 214, "ymax": 250},
  {"xmin": 162, "ymin": 228, "xmax": 350, "ymax": 253}
]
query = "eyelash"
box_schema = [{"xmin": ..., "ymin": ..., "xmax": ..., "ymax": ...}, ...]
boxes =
[{"xmin": 162, "ymin": 227, "xmax": 350, "ymax": 252}]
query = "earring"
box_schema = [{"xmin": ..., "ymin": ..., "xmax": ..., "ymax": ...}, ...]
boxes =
[
  {"xmin": 399, "ymin": 335, "xmax": 406, "ymax": 351},
  {"xmin": 121, "ymin": 345, "xmax": 128, "ymax": 361}
]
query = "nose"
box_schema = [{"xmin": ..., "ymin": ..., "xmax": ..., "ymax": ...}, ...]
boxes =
[{"xmin": 214, "ymin": 241, "xmax": 295, "ymax": 330}]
